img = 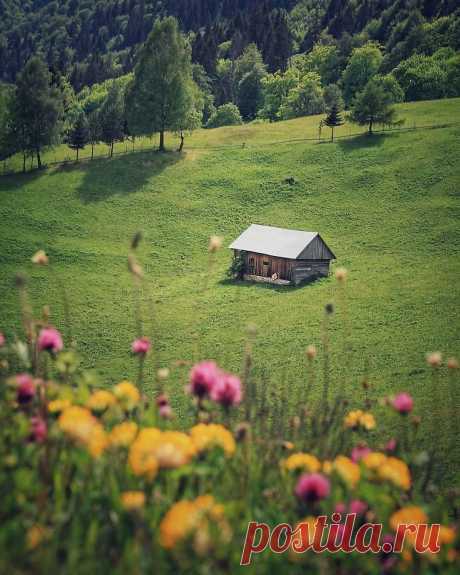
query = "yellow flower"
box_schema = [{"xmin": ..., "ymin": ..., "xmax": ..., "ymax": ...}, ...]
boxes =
[
  {"xmin": 48, "ymin": 399, "xmax": 72, "ymax": 413},
  {"xmin": 113, "ymin": 380, "xmax": 140, "ymax": 410},
  {"xmin": 344, "ymin": 410, "xmax": 375, "ymax": 430},
  {"xmin": 121, "ymin": 491, "xmax": 146, "ymax": 511},
  {"xmin": 87, "ymin": 390, "xmax": 116, "ymax": 411},
  {"xmin": 322, "ymin": 460, "xmax": 333, "ymax": 474},
  {"xmin": 27, "ymin": 524, "xmax": 50, "ymax": 550},
  {"xmin": 378, "ymin": 457, "xmax": 411, "ymax": 490},
  {"xmin": 190, "ymin": 423, "xmax": 236, "ymax": 456},
  {"xmin": 110, "ymin": 422, "xmax": 138, "ymax": 447},
  {"xmin": 160, "ymin": 495, "xmax": 223, "ymax": 549},
  {"xmin": 282, "ymin": 453, "xmax": 321, "ymax": 473},
  {"xmin": 390, "ymin": 506, "xmax": 428, "ymax": 544},
  {"xmin": 333, "ymin": 455, "xmax": 360, "ymax": 488},
  {"xmin": 153, "ymin": 431, "xmax": 196, "ymax": 468},
  {"xmin": 128, "ymin": 428, "xmax": 161, "ymax": 480},
  {"xmin": 31, "ymin": 250, "xmax": 49, "ymax": 265},
  {"xmin": 58, "ymin": 405, "xmax": 108, "ymax": 458},
  {"xmin": 439, "ymin": 526, "xmax": 456, "ymax": 545},
  {"xmin": 362, "ymin": 452, "xmax": 387, "ymax": 470}
]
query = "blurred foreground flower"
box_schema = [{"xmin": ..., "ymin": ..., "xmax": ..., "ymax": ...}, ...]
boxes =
[
  {"xmin": 335, "ymin": 267, "xmax": 347, "ymax": 282},
  {"xmin": 121, "ymin": 491, "xmax": 145, "ymax": 512},
  {"xmin": 16, "ymin": 373, "xmax": 36, "ymax": 404},
  {"xmin": 283, "ymin": 452, "xmax": 321, "ymax": 473},
  {"xmin": 113, "ymin": 381, "xmax": 140, "ymax": 410},
  {"xmin": 131, "ymin": 337, "xmax": 151, "ymax": 355},
  {"xmin": 208, "ymin": 235, "xmax": 223, "ymax": 253},
  {"xmin": 110, "ymin": 422, "xmax": 138, "ymax": 447},
  {"xmin": 333, "ymin": 456, "xmax": 361, "ymax": 488},
  {"xmin": 188, "ymin": 361, "xmax": 221, "ymax": 398},
  {"xmin": 190, "ymin": 423, "xmax": 236, "ymax": 456},
  {"xmin": 37, "ymin": 327, "xmax": 63, "ymax": 353},
  {"xmin": 210, "ymin": 373, "xmax": 242, "ymax": 407},
  {"xmin": 87, "ymin": 390, "xmax": 116, "ymax": 412},
  {"xmin": 390, "ymin": 506, "xmax": 427, "ymax": 542},
  {"xmin": 426, "ymin": 352, "xmax": 442, "ymax": 367},
  {"xmin": 58, "ymin": 405, "xmax": 108, "ymax": 458},
  {"xmin": 392, "ymin": 392, "xmax": 414, "ymax": 414},
  {"xmin": 31, "ymin": 250, "xmax": 49, "ymax": 265},
  {"xmin": 344, "ymin": 409, "xmax": 376, "ymax": 430},
  {"xmin": 295, "ymin": 473, "xmax": 330, "ymax": 502}
]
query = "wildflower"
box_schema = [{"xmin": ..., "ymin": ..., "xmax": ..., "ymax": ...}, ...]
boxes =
[
  {"xmin": 344, "ymin": 410, "xmax": 375, "ymax": 430},
  {"xmin": 188, "ymin": 361, "xmax": 221, "ymax": 398},
  {"xmin": 29, "ymin": 416, "xmax": 47, "ymax": 443},
  {"xmin": 385, "ymin": 438, "xmax": 397, "ymax": 452},
  {"xmin": 351, "ymin": 445, "xmax": 371, "ymax": 463},
  {"xmin": 0, "ymin": 332, "xmax": 5, "ymax": 347},
  {"xmin": 48, "ymin": 399, "xmax": 71, "ymax": 413},
  {"xmin": 208, "ymin": 235, "xmax": 223, "ymax": 253},
  {"xmin": 160, "ymin": 495, "xmax": 225, "ymax": 549},
  {"xmin": 322, "ymin": 460, "xmax": 333, "ymax": 474},
  {"xmin": 210, "ymin": 373, "xmax": 242, "ymax": 407},
  {"xmin": 439, "ymin": 526, "xmax": 456, "ymax": 545},
  {"xmin": 37, "ymin": 327, "xmax": 63, "ymax": 353},
  {"xmin": 121, "ymin": 491, "xmax": 145, "ymax": 511},
  {"xmin": 335, "ymin": 502, "xmax": 347, "ymax": 514},
  {"xmin": 113, "ymin": 380, "xmax": 140, "ymax": 410},
  {"xmin": 153, "ymin": 431, "xmax": 196, "ymax": 467},
  {"xmin": 426, "ymin": 352, "xmax": 442, "ymax": 367},
  {"xmin": 282, "ymin": 453, "xmax": 321, "ymax": 473},
  {"xmin": 333, "ymin": 456, "xmax": 360, "ymax": 488},
  {"xmin": 128, "ymin": 429, "xmax": 160, "ymax": 480},
  {"xmin": 58, "ymin": 405, "xmax": 108, "ymax": 458},
  {"xmin": 16, "ymin": 373, "xmax": 36, "ymax": 404},
  {"xmin": 87, "ymin": 390, "xmax": 117, "ymax": 412},
  {"xmin": 378, "ymin": 457, "xmax": 411, "ymax": 490},
  {"xmin": 157, "ymin": 367, "xmax": 170, "ymax": 380},
  {"xmin": 390, "ymin": 507, "xmax": 428, "ymax": 542},
  {"xmin": 392, "ymin": 393, "xmax": 414, "ymax": 414},
  {"xmin": 128, "ymin": 254, "xmax": 143, "ymax": 278},
  {"xmin": 447, "ymin": 357, "xmax": 459, "ymax": 370},
  {"xmin": 27, "ymin": 525, "xmax": 50, "ymax": 550},
  {"xmin": 110, "ymin": 422, "xmax": 138, "ymax": 447},
  {"xmin": 295, "ymin": 473, "xmax": 330, "ymax": 502},
  {"xmin": 335, "ymin": 267, "xmax": 347, "ymax": 282},
  {"xmin": 362, "ymin": 452, "xmax": 387, "ymax": 470},
  {"xmin": 305, "ymin": 345, "xmax": 317, "ymax": 360},
  {"xmin": 31, "ymin": 250, "xmax": 49, "ymax": 265},
  {"xmin": 131, "ymin": 337, "xmax": 151, "ymax": 355},
  {"xmin": 190, "ymin": 423, "xmax": 236, "ymax": 456},
  {"xmin": 349, "ymin": 499, "xmax": 368, "ymax": 516}
]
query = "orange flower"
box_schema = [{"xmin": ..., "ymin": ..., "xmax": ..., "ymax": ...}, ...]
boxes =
[
  {"xmin": 282, "ymin": 453, "xmax": 321, "ymax": 473},
  {"xmin": 333, "ymin": 455, "xmax": 360, "ymax": 488},
  {"xmin": 390, "ymin": 506, "xmax": 428, "ymax": 544}
]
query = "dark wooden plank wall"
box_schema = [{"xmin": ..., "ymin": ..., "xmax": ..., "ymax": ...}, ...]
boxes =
[
  {"xmin": 298, "ymin": 235, "xmax": 335, "ymax": 260},
  {"xmin": 292, "ymin": 260, "xmax": 331, "ymax": 284},
  {"xmin": 245, "ymin": 252, "xmax": 294, "ymax": 280}
]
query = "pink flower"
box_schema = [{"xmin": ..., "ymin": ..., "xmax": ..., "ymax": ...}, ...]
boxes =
[
  {"xmin": 37, "ymin": 327, "xmax": 63, "ymax": 353},
  {"xmin": 349, "ymin": 499, "xmax": 368, "ymax": 516},
  {"xmin": 131, "ymin": 336, "xmax": 151, "ymax": 355},
  {"xmin": 351, "ymin": 445, "xmax": 371, "ymax": 463},
  {"xmin": 159, "ymin": 404, "xmax": 173, "ymax": 419},
  {"xmin": 0, "ymin": 332, "xmax": 5, "ymax": 347},
  {"xmin": 188, "ymin": 361, "xmax": 221, "ymax": 398},
  {"xmin": 385, "ymin": 438, "xmax": 397, "ymax": 452},
  {"xmin": 335, "ymin": 502, "xmax": 346, "ymax": 514},
  {"xmin": 16, "ymin": 373, "xmax": 36, "ymax": 403},
  {"xmin": 392, "ymin": 393, "xmax": 413, "ymax": 414},
  {"xmin": 30, "ymin": 416, "xmax": 47, "ymax": 443},
  {"xmin": 210, "ymin": 373, "xmax": 242, "ymax": 407},
  {"xmin": 295, "ymin": 473, "xmax": 330, "ymax": 502}
]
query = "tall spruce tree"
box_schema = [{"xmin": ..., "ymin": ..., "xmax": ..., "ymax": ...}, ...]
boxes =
[
  {"xmin": 14, "ymin": 57, "xmax": 63, "ymax": 168},
  {"xmin": 67, "ymin": 111, "xmax": 89, "ymax": 161},
  {"xmin": 324, "ymin": 103, "xmax": 344, "ymax": 141},
  {"xmin": 99, "ymin": 82, "xmax": 125, "ymax": 157},
  {"xmin": 127, "ymin": 17, "xmax": 196, "ymax": 152}
]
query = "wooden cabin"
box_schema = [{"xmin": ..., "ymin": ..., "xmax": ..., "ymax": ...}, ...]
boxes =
[{"xmin": 229, "ymin": 224, "xmax": 336, "ymax": 285}]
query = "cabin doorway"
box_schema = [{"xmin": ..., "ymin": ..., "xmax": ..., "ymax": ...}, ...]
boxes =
[{"xmin": 262, "ymin": 259, "xmax": 271, "ymax": 277}]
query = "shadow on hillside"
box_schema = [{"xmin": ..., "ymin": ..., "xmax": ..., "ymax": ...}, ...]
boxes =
[
  {"xmin": 337, "ymin": 133, "xmax": 387, "ymax": 152},
  {"xmin": 0, "ymin": 168, "xmax": 44, "ymax": 192},
  {"xmin": 219, "ymin": 276, "xmax": 329, "ymax": 292},
  {"xmin": 53, "ymin": 150, "xmax": 183, "ymax": 203}
]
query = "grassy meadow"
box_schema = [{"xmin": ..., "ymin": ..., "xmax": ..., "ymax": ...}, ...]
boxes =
[{"xmin": 0, "ymin": 97, "xmax": 459, "ymax": 482}]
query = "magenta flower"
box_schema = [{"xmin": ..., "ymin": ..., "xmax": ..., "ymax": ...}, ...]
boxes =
[
  {"xmin": 295, "ymin": 473, "xmax": 330, "ymax": 502},
  {"xmin": 16, "ymin": 373, "xmax": 36, "ymax": 404},
  {"xmin": 385, "ymin": 438, "xmax": 397, "ymax": 452},
  {"xmin": 349, "ymin": 499, "xmax": 368, "ymax": 516},
  {"xmin": 392, "ymin": 392, "xmax": 413, "ymax": 414},
  {"xmin": 0, "ymin": 332, "xmax": 5, "ymax": 347},
  {"xmin": 37, "ymin": 327, "xmax": 63, "ymax": 353},
  {"xmin": 131, "ymin": 337, "xmax": 151, "ymax": 355},
  {"xmin": 188, "ymin": 361, "xmax": 221, "ymax": 398},
  {"xmin": 30, "ymin": 416, "xmax": 47, "ymax": 443},
  {"xmin": 210, "ymin": 373, "xmax": 242, "ymax": 407},
  {"xmin": 351, "ymin": 445, "xmax": 372, "ymax": 463},
  {"xmin": 334, "ymin": 502, "xmax": 346, "ymax": 514}
]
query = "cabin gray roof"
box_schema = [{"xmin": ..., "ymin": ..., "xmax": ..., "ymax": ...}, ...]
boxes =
[{"xmin": 229, "ymin": 224, "xmax": 335, "ymax": 260}]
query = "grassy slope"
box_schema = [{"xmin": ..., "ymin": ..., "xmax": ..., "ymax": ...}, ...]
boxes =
[{"xmin": 0, "ymin": 98, "xmax": 459, "ymax": 481}]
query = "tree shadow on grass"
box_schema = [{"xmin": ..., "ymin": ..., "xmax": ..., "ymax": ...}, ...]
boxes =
[
  {"xmin": 0, "ymin": 168, "xmax": 45, "ymax": 192},
  {"xmin": 51, "ymin": 150, "xmax": 183, "ymax": 204},
  {"xmin": 337, "ymin": 133, "xmax": 387, "ymax": 153}
]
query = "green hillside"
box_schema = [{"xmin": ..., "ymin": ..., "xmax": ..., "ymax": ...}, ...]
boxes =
[{"xmin": 1, "ymin": 98, "xmax": 459, "ymax": 480}]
